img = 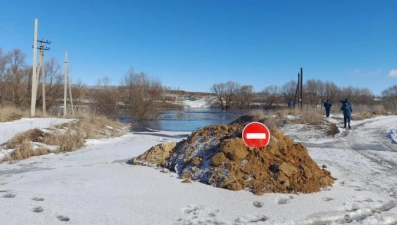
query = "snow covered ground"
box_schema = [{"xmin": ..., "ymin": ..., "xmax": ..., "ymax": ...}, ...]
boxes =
[
  {"xmin": 0, "ymin": 118, "xmax": 75, "ymax": 145},
  {"xmin": 0, "ymin": 118, "xmax": 76, "ymax": 160},
  {"xmin": 0, "ymin": 114, "xmax": 397, "ymax": 224},
  {"xmin": 181, "ymin": 96, "xmax": 216, "ymax": 108}
]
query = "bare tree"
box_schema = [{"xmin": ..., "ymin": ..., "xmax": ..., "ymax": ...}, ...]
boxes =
[
  {"xmin": 382, "ymin": 85, "xmax": 397, "ymax": 112},
  {"xmin": 304, "ymin": 79, "xmax": 324, "ymax": 106},
  {"xmin": 323, "ymin": 81, "xmax": 339, "ymax": 101},
  {"xmin": 210, "ymin": 81, "xmax": 240, "ymax": 110},
  {"xmin": 71, "ymin": 80, "xmax": 89, "ymax": 101},
  {"xmin": 96, "ymin": 75, "xmax": 111, "ymax": 87},
  {"xmin": 353, "ymin": 87, "xmax": 373, "ymax": 105},
  {"xmin": 210, "ymin": 83, "xmax": 226, "ymax": 110},
  {"xmin": 6, "ymin": 49, "xmax": 28, "ymax": 106},
  {"xmin": 224, "ymin": 81, "xmax": 240, "ymax": 110},
  {"xmin": 259, "ymin": 85, "xmax": 281, "ymax": 109},
  {"xmin": 281, "ymin": 79, "xmax": 297, "ymax": 103},
  {"xmin": 122, "ymin": 68, "xmax": 164, "ymax": 121},
  {"xmin": 236, "ymin": 85, "xmax": 254, "ymax": 109},
  {"xmin": 90, "ymin": 76, "xmax": 120, "ymax": 119},
  {"xmin": 340, "ymin": 86, "xmax": 354, "ymax": 102},
  {"xmin": 0, "ymin": 48, "xmax": 7, "ymax": 105},
  {"xmin": 36, "ymin": 57, "xmax": 64, "ymax": 110}
]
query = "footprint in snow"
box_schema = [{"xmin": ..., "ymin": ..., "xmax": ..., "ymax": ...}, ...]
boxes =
[
  {"xmin": 253, "ymin": 201, "xmax": 264, "ymax": 208},
  {"xmin": 57, "ymin": 215, "xmax": 70, "ymax": 222},
  {"xmin": 277, "ymin": 195, "xmax": 294, "ymax": 204},
  {"xmin": 177, "ymin": 205, "xmax": 225, "ymax": 225},
  {"xmin": 234, "ymin": 215, "xmax": 269, "ymax": 224},
  {"xmin": 31, "ymin": 197, "xmax": 45, "ymax": 201},
  {"xmin": 2, "ymin": 193, "xmax": 16, "ymax": 198},
  {"xmin": 321, "ymin": 197, "xmax": 334, "ymax": 201},
  {"xmin": 183, "ymin": 204, "xmax": 204, "ymax": 215},
  {"xmin": 32, "ymin": 206, "xmax": 44, "ymax": 213}
]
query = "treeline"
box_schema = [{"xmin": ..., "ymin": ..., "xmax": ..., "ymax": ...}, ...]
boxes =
[
  {"xmin": 0, "ymin": 47, "xmax": 168, "ymax": 121},
  {"xmin": 2, "ymin": 46, "xmax": 397, "ymax": 121},
  {"xmin": 0, "ymin": 48, "xmax": 90, "ymax": 110},
  {"xmin": 210, "ymin": 79, "xmax": 397, "ymax": 113}
]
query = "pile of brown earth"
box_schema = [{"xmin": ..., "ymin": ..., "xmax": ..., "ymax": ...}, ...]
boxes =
[{"xmin": 131, "ymin": 119, "xmax": 335, "ymax": 195}]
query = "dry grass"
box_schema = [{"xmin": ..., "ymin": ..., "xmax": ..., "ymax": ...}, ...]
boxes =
[
  {"xmin": 274, "ymin": 108, "xmax": 297, "ymax": 118},
  {"xmin": 10, "ymin": 139, "xmax": 50, "ymax": 160},
  {"xmin": 352, "ymin": 104, "xmax": 389, "ymax": 120},
  {"xmin": 6, "ymin": 129, "xmax": 46, "ymax": 149},
  {"xmin": 43, "ymin": 124, "xmax": 85, "ymax": 152},
  {"xmin": 233, "ymin": 108, "xmax": 325, "ymax": 130},
  {"xmin": 0, "ymin": 105, "xmax": 50, "ymax": 122},
  {"xmin": 246, "ymin": 110, "xmax": 281, "ymax": 130},
  {"xmin": 75, "ymin": 112, "xmax": 127, "ymax": 139},
  {"xmin": 246, "ymin": 109, "xmax": 267, "ymax": 122},
  {"xmin": 299, "ymin": 108, "xmax": 323, "ymax": 125},
  {"xmin": 1, "ymin": 111, "xmax": 128, "ymax": 161},
  {"xmin": 0, "ymin": 105, "xmax": 27, "ymax": 122},
  {"xmin": 266, "ymin": 107, "xmax": 323, "ymax": 125}
]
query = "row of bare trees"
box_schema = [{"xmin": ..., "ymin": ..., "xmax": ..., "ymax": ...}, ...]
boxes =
[
  {"xmin": 210, "ymin": 81, "xmax": 254, "ymax": 110},
  {"xmin": 277, "ymin": 79, "xmax": 374, "ymax": 107},
  {"xmin": 0, "ymin": 47, "xmax": 90, "ymax": 111},
  {"xmin": 210, "ymin": 79, "xmax": 396, "ymax": 112},
  {"xmin": 1, "ymin": 47, "xmax": 167, "ymax": 122},
  {"xmin": 3, "ymin": 46, "xmax": 397, "ymax": 119}
]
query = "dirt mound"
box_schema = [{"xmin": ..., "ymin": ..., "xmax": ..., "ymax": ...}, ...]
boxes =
[
  {"xmin": 131, "ymin": 142, "xmax": 176, "ymax": 167},
  {"xmin": 131, "ymin": 123, "xmax": 335, "ymax": 195}
]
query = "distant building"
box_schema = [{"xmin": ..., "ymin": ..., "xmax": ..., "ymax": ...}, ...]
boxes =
[{"xmin": 162, "ymin": 93, "xmax": 179, "ymax": 102}]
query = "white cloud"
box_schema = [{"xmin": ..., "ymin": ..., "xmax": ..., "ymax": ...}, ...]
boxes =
[{"xmin": 388, "ymin": 69, "xmax": 397, "ymax": 77}]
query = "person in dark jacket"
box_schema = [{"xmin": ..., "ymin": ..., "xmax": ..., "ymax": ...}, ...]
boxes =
[
  {"xmin": 288, "ymin": 99, "xmax": 294, "ymax": 108},
  {"xmin": 340, "ymin": 98, "xmax": 352, "ymax": 128},
  {"xmin": 323, "ymin": 99, "xmax": 332, "ymax": 117}
]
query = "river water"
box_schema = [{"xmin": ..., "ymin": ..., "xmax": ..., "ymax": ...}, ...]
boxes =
[{"xmin": 123, "ymin": 108, "xmax": 250, "ymax": 132}]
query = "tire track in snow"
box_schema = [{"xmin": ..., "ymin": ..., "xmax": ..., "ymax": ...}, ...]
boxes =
[{"xmin": 331, "ymin": 116, "xmax": 397, "ymax": 199}]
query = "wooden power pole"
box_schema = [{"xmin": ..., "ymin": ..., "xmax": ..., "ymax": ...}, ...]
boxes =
[
  {"xmin": 64, "ymin": 51, "xmax": 68, "ymax": 117},
  {"xmin": 36, "ymin": 39, "xmax": 50, "ymax": 116},
  {"xmin": 31, "ymin": 19, "xmax": 38, "ymax": 117},
  {"xmin": 30, "ymin": 18, "xmax": 51, "ymax": 117},
  {"xmin": 63, "ymin": 51, "xmax": 74, "ymax": 117},
  {"xmin": 300, "ymin": 67, "xmax": 303, "ymax": 109}
]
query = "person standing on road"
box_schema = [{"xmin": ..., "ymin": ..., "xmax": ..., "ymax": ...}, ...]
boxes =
[
  {"xmin": 323, "ymin": 99, "xmax": 332, "ymax": 117},
  {"xmin": 340, "ymin": 98, "xmax": 352, "ymax": 129}
]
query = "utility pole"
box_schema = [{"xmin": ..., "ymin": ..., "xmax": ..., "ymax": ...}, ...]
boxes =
[
  {"xmin": 30, "ymin": 18, "xmax": 51, "ymax": 117},
  {"xmin": 64, "ymin": 51, "xmax": 68, "ymax": 117},
  {"xmin": 37, "ymin": 39, "xmax": 50, "ymax": 116},
  {"xmin": 63, "ymin": 51, "xmax": 75, "ymax": 117},
  {"xmin": 31, "ymin": 19, "xmax": 38, "ymax": 117},
  {"xmin": 300, "ymin": 67, "xmax": 303, "ymax": 109},
  {"xmin": 294, "ymin": 73, "xmax": 299, "ymax": 108},
  {"xmin": 67, "ymin": 53, "xmax": 74, "ymax": 117}
]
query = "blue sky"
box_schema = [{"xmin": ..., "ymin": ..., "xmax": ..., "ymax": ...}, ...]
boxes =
[{"xmin": 1, "ymin": 0, "xmax": 396, "ymax": 96}]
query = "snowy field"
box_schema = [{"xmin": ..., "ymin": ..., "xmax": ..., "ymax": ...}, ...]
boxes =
[{"xmin": 1, "ymin": 102, "xmax": 397, "ymax": 224}]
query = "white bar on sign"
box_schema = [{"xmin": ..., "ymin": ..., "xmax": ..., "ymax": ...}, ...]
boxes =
[{"xmin": 246, "ymin": 133, "xmax": 266, "ymax": 139}]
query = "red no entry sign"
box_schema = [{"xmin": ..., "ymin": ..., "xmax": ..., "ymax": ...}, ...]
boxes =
[{"xmin": 242, "ymin": 122, "xmax": 270, "ymax": 148}]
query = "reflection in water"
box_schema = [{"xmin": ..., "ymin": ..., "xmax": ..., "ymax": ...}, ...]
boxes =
[{"xmin": 122, "ymin": 108, "xmax": 252, "ymax": 132}]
